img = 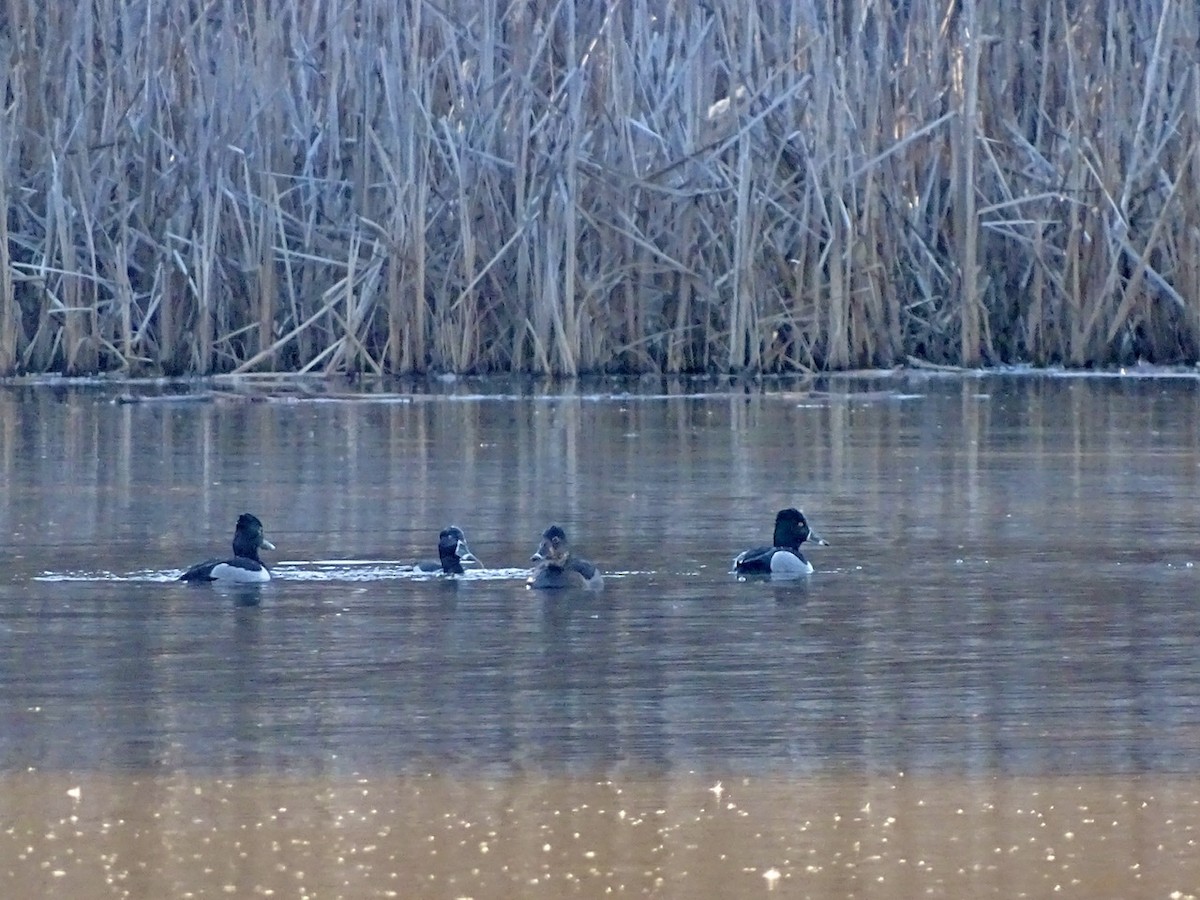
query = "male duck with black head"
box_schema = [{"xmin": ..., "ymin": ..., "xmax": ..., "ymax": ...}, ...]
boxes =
[
  {"xmin": 414, "ymin": 525, "xmax": 478, "ymax": 575},
  {"xmin": 733, "ymin": 507, "xmax": 828, "ymax": 577},
  {"xmin": 527, "ymin": 525, "xmax": 603, "ymax": 590},
  {"xmin": 180, "ymin": 513, "xmax": 275, "ymax": 583}
]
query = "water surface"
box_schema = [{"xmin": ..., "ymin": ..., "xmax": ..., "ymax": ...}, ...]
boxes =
[{"xmin": 2, "ymin": 373, "xmax": 1199, "ymax": 896}]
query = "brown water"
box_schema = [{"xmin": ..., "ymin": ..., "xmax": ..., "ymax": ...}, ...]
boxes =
[{"xmin": 2, "ymin": 373, "xmax": 1200, "ymax": 897}]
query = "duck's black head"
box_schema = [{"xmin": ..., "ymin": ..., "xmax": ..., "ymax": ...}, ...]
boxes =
[
  {"xmin": 531, "ymin": 524, "xmax": 570, "ymax": 566},
  {"xmin": 772, "ymin": 508, "xmax": 827, "ymax": 551},
  {"xmin": 437, "ymin": 525, "xmax": 476, "ymax": 574},
  {"xmin": 232, "ymin": 513, "xmax": 275, "ymax": 561}
]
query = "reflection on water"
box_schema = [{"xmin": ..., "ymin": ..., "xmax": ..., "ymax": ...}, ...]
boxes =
[
  {"xmin": 2, "ymin": 374, "xmax": 1199, "ymax": 778},
  {"xmin": 5, "ymin": 771, "xmax": 1200, "ymax": 899},
  {"xmin": 2, "ymin": 374, "xmax": 1200, "ymax": 895}
]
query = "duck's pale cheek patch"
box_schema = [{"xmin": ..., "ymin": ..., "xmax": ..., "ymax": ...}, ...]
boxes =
[{"xmin": 209, "ymin": 562, "xmax": 271, "ymax": 584}]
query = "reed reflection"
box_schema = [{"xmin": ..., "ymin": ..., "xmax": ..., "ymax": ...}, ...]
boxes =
[{"xmin": 0, "ymin": 376, "xmax": 1198, "ymax": 778}]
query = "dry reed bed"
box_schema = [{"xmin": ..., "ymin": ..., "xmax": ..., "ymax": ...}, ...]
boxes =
[{"xmin": 0, "ymin": 0, "xmax": 1197, "ymax": 375}]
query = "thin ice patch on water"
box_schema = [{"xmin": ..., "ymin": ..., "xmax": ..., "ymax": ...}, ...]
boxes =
[
  {"xmin": 272, "ymin": 561, "xmax": 532, "ymax": 582},
  {"xmin": 33, "ymin": 570, "xmax": 181, "ymax": 583},
  {"xmin": 1031, "ymin": 364, "xmax": 1200, "ymax": 380},
  {"xmin": 817, "ymin": 390, "xmax": 926, "ymax": 406},
  {"xmin": 274, "ymin": 395, "xmax": 414, "ymax": 405},
  {"xmin": 267, "ymin": 391, "xmax": 785, "ymax": 404},
  {"xmin": 32, "ymin": 564, "xmax": 536, "ymax": 584}
]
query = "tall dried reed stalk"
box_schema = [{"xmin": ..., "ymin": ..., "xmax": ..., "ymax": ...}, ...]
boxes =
[{"xmin": 1, "ymin": 0, "xmax": 1198, "ymax": 375}]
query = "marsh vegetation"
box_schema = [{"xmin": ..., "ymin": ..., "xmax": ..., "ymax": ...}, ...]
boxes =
[{"xmin": 2, "ymin": 0, "xmax": 1197, "ymax": 375}]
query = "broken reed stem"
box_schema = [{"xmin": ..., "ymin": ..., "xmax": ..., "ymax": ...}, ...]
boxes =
[
  {"xmin": 956, "ymin": 0, "xmax": 982, "ymax": 366},
  {"xmin": 1, "ymin": 0, "xmax": 1198, "ymax": 376},
  {"xmin": 0, "ymin": 196, "xmax": 15, "ymax": 372}
]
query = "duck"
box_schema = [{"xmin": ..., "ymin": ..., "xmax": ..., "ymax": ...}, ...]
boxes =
[
  {"xmin": 414, "ymin": 525, "xmax": 478, "ymax": 575},
  {"xmin": 733, "ymin": 508, "xmax": 828, "ymax": 576},
  {"xmin": 527, "ymin": 524, "xmax": 604, "ymax": 590},
  {"xmin": 179, "ymin": 513, "xmax": 275, "ymax": 583}
]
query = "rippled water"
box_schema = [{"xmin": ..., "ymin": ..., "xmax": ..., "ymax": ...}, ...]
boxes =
[{"xmin": 3, "ymin": 372, "xmax": 1200, "ymax": 896}]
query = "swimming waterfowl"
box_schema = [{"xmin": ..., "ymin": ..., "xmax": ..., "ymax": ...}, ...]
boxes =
[
  {"xmin": 179, "ymin": 513, "xmax": 275, "ymax": 583},
  {"xmin": 527, "ymin": 525, "xmax": 603, "ymax": 590},
  {"xmin": 414, "ymin": 525, "xmax": 477, "ymax": 575},
  {"xmin": 733, "ymin": 508, "xmax": 827, "ymax": 576}
]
